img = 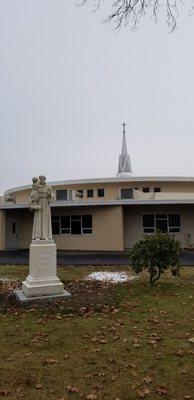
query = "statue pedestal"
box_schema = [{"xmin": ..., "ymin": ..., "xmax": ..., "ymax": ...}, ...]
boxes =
[{"xmin": 22, "ymin": 239, "xmax": 64, "ymax": 298}]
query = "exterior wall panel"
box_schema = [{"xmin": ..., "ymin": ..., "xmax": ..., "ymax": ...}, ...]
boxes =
[
  {"xmin": 124, "ymin": 205, "xmax": 194, "ymax": 249},
  {"xmin": 52, "ymin": 206, "xmax": 124, "ymax": 251}
]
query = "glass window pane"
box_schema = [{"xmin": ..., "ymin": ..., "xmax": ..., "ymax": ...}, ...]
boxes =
[
  {"xmin": 71, "ymin": 220, "xmax": 81, "ymax": 234},
  {"xmin": 143, "ymin": 188, "xmax": 150, "ymax": 193},
  {"xmin": 56, "ymin": 190, "xmax": 67, "ymax": 201},
  {"xmin": 169, "ymin": 214, "xmax": 180, "ymax": 227},
  {"xmin": 61, "ymin": 216, "xmax": 70, "ymax": 229},
  {"xmin": 71, "ymin": 215, "xmax": 81, "ymax": 221},
  {"xmin": 82, "ymin": 228, "xmax": 92, "ymax": 234},
  {"xmin": 61, "ymin": 228, "xmax": 71, "ymax": 234},
  {"xmin": 87, "ymin": 190, "xmax": 93, "ymax": 198},
  {"xmin": 98, "ymin": 189, "xmax": 104, "ymax": 197},
  {"xmin": 156, "ymin": 220, "xmax": 168, "ymax": 233},
  {"xmin": 121, "ymin": 189, "xmax": 133, "ymax": 199},
  {"xmin": 82, "ymin": 215, "xmax": 92, "ymax": 228},
  {"xmin": 52, "ymin": 220, "xmax": 60, "ymax": 235},
  {"xmin": 169, "ymin": 227, "xmax": 180, "ymax": 233},
  {"xmin": 156, "ymin": 214, "xmax": 167, "ymax": 219},
  {"xmin": 143, "ymin": 214, "xmax": 154, "ymax": 228},
  {"xmin": 154, "ymin": 188, "xmax": 161, "ymax": 193}
]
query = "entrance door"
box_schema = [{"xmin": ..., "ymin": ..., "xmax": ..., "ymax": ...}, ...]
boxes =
[{"xmin": 5, "ymin": 215, "xmax": 19, "ymax": 249}]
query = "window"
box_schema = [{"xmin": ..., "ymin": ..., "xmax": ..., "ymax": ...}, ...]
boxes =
[
  {"xmin": 143, "ymin": 214, "xmax": 180, "ymax": 234},
  {"xmin": 71, "ymin": 215, "xmax": 81, "ymax": 234},
  {"xmin": 12, "ymin": 222, "xmax": 16, "ymax": 234},
  {"xmin": 120, "ymin": 188, "xmax": 133, "ymax": 199},
  {"xmin": 143, "ymin": 188, "xmax": 150, "ymax": 193},
  {"xmin": 143, "ymin": 214, "xmax": 155, "ymax": 233},
  {"xmin": 156, "ymin": 214, "xmax": 168, "ymax": 233},
  {"xmin": 61, "ymin": 216, "xmax": 70, "ymax": 234},
  {"xmin": 82, "ymin": 215, "xmax": 92, "ymax": 234},
  {"xmin": 87, "ymin": 189, "xmax": 93, "ymax": 198},
  {"xmin": 154, "ymin": 188, "xmax": 161, "ymax": 193},
  {"xmin": 169, "ymin": 214, "xmax": 180, "ymax": 233},
  {"xmin": 56, "ymin": 190, "xmax": 68, "ymax": 201},
  {"xmin": 52, "ymin": 217, "xmax": 60, "ymax": 235},
  {"xmin": 98, "ymin": 189, "xmax": 104, "ymax": 197},
  {"xmin": 52, "ymin": 215, "xmax": 92, "ymax": 235}
]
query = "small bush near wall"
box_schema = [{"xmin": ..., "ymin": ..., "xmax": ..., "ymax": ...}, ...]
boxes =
[{"xmin": 129, "ymin": 233, "xmax": 181, "ymax": 285}]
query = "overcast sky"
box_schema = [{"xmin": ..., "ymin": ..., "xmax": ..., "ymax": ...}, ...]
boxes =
[{"xmin": 0, "ymin": 1, "xmax": 194, "ymax": 194}]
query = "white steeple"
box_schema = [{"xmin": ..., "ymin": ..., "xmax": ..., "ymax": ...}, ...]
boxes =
[{"xmin": 117, "ymin": 122, "xmax": 132, "ymax": 176}]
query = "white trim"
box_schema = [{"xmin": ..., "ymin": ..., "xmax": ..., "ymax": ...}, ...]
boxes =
[{"xmin": 2, "ymin": 198, "xmax": 194, "ymax": 210}]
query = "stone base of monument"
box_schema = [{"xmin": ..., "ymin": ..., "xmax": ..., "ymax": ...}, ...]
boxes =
[
  {"xmin": 14, "ymin": 289, "xmax": 71, "ymax": 303},
  {"xmin": 16, "ymin": 239, "xmax": 71, "ymax": 302}
]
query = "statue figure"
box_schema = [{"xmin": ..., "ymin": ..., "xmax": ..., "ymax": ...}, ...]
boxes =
[{"xmin": 29, "ymin": 176, "xmax": 54, "ymax": 241}]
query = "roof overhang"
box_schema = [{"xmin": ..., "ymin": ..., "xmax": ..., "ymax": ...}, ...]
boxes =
[{"xmin": 2, "ymin": 199, "xmax": 194, "ymax": 210}]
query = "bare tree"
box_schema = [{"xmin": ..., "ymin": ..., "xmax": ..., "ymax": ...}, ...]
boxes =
[{"xmin": 79, "ymin": 0, "xmax": 188, "ymax": 32}]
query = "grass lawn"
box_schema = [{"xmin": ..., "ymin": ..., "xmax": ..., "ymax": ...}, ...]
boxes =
[{"xmin": 0, "ymin": 265, "xmax": 193, "ymax": 400}]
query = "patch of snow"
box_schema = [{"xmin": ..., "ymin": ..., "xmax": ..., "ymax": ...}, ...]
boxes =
[{"xmin": 86, "ymin": 271, "xmax": 136, "ymax": 283}]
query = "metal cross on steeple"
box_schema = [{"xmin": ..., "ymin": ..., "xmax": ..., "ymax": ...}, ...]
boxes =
[{"xmin": 122, "ymin": 122, "xmax": 126, "ymax": 134}]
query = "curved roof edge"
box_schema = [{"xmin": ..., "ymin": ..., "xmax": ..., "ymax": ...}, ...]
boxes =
[{"xmin": 4, "ymin": 175, "xmax": 194, "ymax": 195}]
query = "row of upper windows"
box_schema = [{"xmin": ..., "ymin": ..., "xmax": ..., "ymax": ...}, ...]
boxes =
[
  {"xmin": 136, "ymin": 187, "xmax": 161, "ymax": 193},
  {"xmin": 56, "ymin": 189, "xmax": 105, "ymax": 201},
  {"xmin": 55, "ymin": 187, "xmax": 162, "ymax": 201}
]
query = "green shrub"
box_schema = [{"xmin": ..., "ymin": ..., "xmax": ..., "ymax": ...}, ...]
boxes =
[{"xmin": 129, "ymin": 233, "xmax": 181, "ymax": 285}]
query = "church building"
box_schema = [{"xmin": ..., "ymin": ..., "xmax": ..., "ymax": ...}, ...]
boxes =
[{"xmin": 1, "ymin": 124, "xmax": 194, "ymax": 251}]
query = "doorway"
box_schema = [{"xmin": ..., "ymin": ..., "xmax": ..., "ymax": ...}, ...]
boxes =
[{"xmin": 5, "ymin": 214, "xmax": 19, "ymax": 249}]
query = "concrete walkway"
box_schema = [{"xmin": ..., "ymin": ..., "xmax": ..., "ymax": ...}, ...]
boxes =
[{"xmin": 0, "ymin": 249, "xmax": 194, "ymax": 266}]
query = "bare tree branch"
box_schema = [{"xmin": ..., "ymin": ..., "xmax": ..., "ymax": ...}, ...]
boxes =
[{"xmin": 78, "ymin": 0, "xmax": 188, "ymax": 31}]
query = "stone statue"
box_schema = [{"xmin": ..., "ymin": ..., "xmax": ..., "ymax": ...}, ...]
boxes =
[
  {"xmin": 29, "ymin": 176, "xmax": 54, "ymax": 241},
  {"xmin": 16, "ymin": 175, "xmax": 70, "ymax": 300}
]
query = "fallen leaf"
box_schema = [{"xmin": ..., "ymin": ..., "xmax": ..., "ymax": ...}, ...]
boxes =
[
  {"xmin": 129, "ymin": 363, "xmax": 137, "ymax": 369},
  {"xmin": 188, "ymin": 337, "xmax": 194, "ymax": 344},
  {"xmin": 138, "ymin": 388, "xmax": 150, "ymax": 397},
  {"xmin": 43, "ymin": 358, "xmax": 59, "ymax": 365},
  {"xmin": 91, "ymin": 348, "xmax": 100, "ymax": 353},
  {"xmin": 174, "ymin": 350, "xmax": 184, "ymax": 357},
  {"xmin": 156, "ymin": 386, "xmax": 168, "ymax": 396},
  {"xmin": 143, "ymin": 376, "xmax": 153, "ymax": 384},
  {"xmin": 35, "ymin": 384, "xmax": 43, "ymax": 390},
  {"xmin": 0, "ymin": 389, "xmax": 10, "ymax": 396},
  {"xmin": 86, "ymin": 394, "xmax": 97, "ymax": 400},
  {"xmin": 66, "ymin": 386, "xmax": 79, "ymax": 393}
]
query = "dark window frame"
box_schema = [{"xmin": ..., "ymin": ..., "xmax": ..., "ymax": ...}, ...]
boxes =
[
  {"xmin": 56, "ymin": 189, "xmax": 68, "ymax": 201},
  {"xmin": 143, "ymin": 213, "xmax": 181, "ymax": 234},
  {"xmin": 52, "ymin": 215, "xmax": 93, "ymax": 235},
  {"xmin": 97, "ymin": 189, "xmax": 105, "ymax": 197},
  {"xmin": 143, "ymin": 187, "xmax": 150, "ymax": 193},
  {"xmin": 120, "ymin": 188, "xmax": 133, "ymax": 199},
  {"xmin": 87, "ymin": 189, "xmax": 94, "ymax": 198}
]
